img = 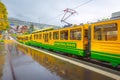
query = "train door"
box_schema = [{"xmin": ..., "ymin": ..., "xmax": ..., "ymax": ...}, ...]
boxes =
[
  {"xmin": 87, "ymin": 26, "xmax": 91, "ymax": 57},
  {"xmin": 83, "ymin": 29, "xmax": 88, "ymax": 56},
  {"xmin": 83, "ymin": 25, "xmax": 91, "ymax": 57}
]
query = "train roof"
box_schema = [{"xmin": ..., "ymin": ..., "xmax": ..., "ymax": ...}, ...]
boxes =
[
  {"xmin": 91, "ymin": 18, "xmax": 120, "ymax": 25},
  {"xmin": 32, "ymin": 27, "xmax": 53, "ymax": 33}
]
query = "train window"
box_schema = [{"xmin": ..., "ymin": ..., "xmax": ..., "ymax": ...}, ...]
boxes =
[
  {"xmin": 41, "ymin": 34, "xmax": 42, "ymax": 39},
  {"xmin": 39, "ymin": 34, "xmax": 42, "ymax": 39},
  {"xmin": 26, "ymin": 36, "xmax": 28, "ymax": 40},
  {"xmin": 94, "ymin": 23, "xmax": 117, "ymax": 41},
  {"xmin": 43, "ymin": 34, "xmax": 45, "ymax": 39},
  {"xmin": 35, "ymin": 35, "xmax": 36, "ymax": 39},
  {"xmin": 60, "ymin": 30, "xmax": 68, "ymax": 40},
  {"xmin": 44, "ymin": 33, "xmax": 48, "ymax": 42},
  {"xmin": 103, "ymin": 24, "xmax": 117, "ymax": 41},
  {"xmin": 28, "ymin": 36, "xmax": 30, "ymax": 40},
  {"xmin": 94, "ymin": 28, "xmax": 102, "ymax": 40},
  {"xmin": 34, "ymin": 34, "xmax": 35, "ymax": 40},
  {"xmin": 70, "ymin": 29, "xmax": 81, "ymax": 40},
  {"xmin": 34, "ymin": 34, "xmax": 38, "ymax": 39},
  {"xmin": 35, "ymin": 34, "xmax": 36, "ymax": 39},
  {"xmin": 36, "ymin": 34, "xmax": 39, "ymax": 39},
  {"xmin": 49, "ymin": 32, "xmax": 52, "ymax": 40},
  {"xmin": 53, "ymin": 31, "xmax": 59, "ymax": 40},
  {"xmin": 30, "ymin": 36, "xmax": 31, "ymax": 40}
]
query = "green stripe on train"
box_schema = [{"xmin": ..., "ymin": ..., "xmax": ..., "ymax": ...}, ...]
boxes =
[
  {"xmin": 54, "ymin": 42, "xmax": 76, "ymax": 48},
  {"xmin": 91, "ymin": 51, "xmax": 120, "ymax": 67},
  {"xmin": 20, "ymin": 40, "xmax": 120, "ymax": 67},
  {"xmin": 24, "ymin": 41, "xmax": 85, "ymax": 56},
  {"xmin": 54, "ymin": 41, "xmax": 85, "ymax": 56}
]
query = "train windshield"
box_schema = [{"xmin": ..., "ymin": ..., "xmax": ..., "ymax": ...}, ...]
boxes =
[{"xmin": 94, "ymin": 23, "xmax": 118, "ymax": 41}]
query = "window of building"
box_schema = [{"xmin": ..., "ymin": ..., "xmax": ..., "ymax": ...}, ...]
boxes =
[
  {"xmin": 94, "ymin": 23, "xmax": 117, "ymax": 41},
  {"xmin": 53, "ymin": 31, "xmax": 59, "ymax": 40},
  {"xmin": 60, "ymin": 30, "xmax": 68, "ymax": 40},
  {"xmin": 70, "ymin": 28, "xmax": 81, "ymax": 40}
]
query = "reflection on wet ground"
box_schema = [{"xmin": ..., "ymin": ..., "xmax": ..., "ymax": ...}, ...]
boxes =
[
  {"xmin": 0, "ymin": 42, "xmax": 5, "ymax": 80},
  {"xmin": 1, "ymin": 41, "xmax": 116, "ymax": 80},
  {"xmin": 2, "ymin": 42, "xmax": 61, "ymax": 80},
  {"xmin": 16, "ymin": 43, "xmax": 115, "ymax": 80}
]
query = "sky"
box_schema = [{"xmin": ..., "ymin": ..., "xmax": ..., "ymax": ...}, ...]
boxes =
[{"xmin": 2, "ymin": 0, "xmax": 120, "ymax": 26}]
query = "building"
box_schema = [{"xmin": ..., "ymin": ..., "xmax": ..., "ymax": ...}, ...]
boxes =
[{"xmin": 20, "ymin": 26, "xmax": 28, "ymax": 33}]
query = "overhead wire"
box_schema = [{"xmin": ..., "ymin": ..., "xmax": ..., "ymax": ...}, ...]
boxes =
[
  {"xmin": 44, "ymin": 13, "xmax": 64, "ymax": 24},
  {"xmin": 43, "ymin": 0, "xmax": 93, "ymax": 25},
  {"xmin": 60, "ymin": 0, "xmax": 93, "ymax": 25},
  {"xmin": 73, "ymin": 0, "xmax": 93, "ymax": 10}
]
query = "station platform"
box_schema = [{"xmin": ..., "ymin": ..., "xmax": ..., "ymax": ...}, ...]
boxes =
[{"xmin": 1, "ymin": 40, "xmax": 120, "ymax": 80}]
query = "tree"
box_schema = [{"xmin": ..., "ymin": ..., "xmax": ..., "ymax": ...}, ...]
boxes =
[{"xmin": 28, "ymin": 24, "xmax": 34, "ymax": 33}]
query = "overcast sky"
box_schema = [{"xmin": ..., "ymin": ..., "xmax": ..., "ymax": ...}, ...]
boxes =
[{"xmin": 2, "ymin": 0, "xmax": 120, "ymax": 26}]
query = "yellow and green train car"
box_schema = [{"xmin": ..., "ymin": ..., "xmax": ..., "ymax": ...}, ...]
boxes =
[
  {"xmin": 91, "ymin": 19, "xmax": 120, "ymax": 67},
  {"xmin": 17, "ymin": 18, "xmax": 120, "ymax": 67},
  {"xmin": 19, "ymin": 25, "xmax": 88, "ymax": 57}
]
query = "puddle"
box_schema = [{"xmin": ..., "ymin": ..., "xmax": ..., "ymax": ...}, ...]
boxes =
[{"xmin": 15, "ymin": 43, "xmax": 115, "ymax": 80}]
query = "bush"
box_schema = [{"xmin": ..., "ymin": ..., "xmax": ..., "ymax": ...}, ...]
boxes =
[{"xmin": 0, "ymin": 40, "xmax": 4, "ymax": 42}]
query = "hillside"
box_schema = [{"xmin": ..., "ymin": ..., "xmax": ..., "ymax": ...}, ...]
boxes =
[{"xmin": 8, "ymin": 17, "xmax": 60, "ymax": 29}]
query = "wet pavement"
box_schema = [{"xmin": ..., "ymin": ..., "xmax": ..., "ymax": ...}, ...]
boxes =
[
  {"xmin": 0, "ymin": 40, "xmax": 119, "ymax": 80},
  {"xmin": 0, "ymin": 42, "xmax": 6, "ymax": 80},
  {"xmin": 2, "ymin": 41, "xmax": 61, "ymax": 80}
]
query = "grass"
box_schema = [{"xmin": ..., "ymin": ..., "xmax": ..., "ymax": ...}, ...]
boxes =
[{"xmin": 11, "ymin": 34, "xmax": 17, "ymax": 37}]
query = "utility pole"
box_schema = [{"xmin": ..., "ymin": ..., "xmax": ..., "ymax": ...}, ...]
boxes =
[{"xmin": 61, "ymin": 8, "xmax": 77, "ymax": 26}]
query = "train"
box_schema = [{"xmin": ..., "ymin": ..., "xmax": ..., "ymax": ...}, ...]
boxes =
[{"xmin": 17, "ymin": 16, "xmax": 120, "ymax": 67}]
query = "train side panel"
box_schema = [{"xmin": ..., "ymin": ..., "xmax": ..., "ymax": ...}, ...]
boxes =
[
  {"xmin": 91, "ymin": 19, "xmax": 120, "ymax": 67},
  {"xmin": 39, "ymin": 26, "xmax": 86, "ymax": 56},
  {"xmin": 23, "ymin": 25, "xmax": 87, "ymax": 57},
  {"xmin": 52, "ymin": 27, "xmax": 85, "ymax": 56}
]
